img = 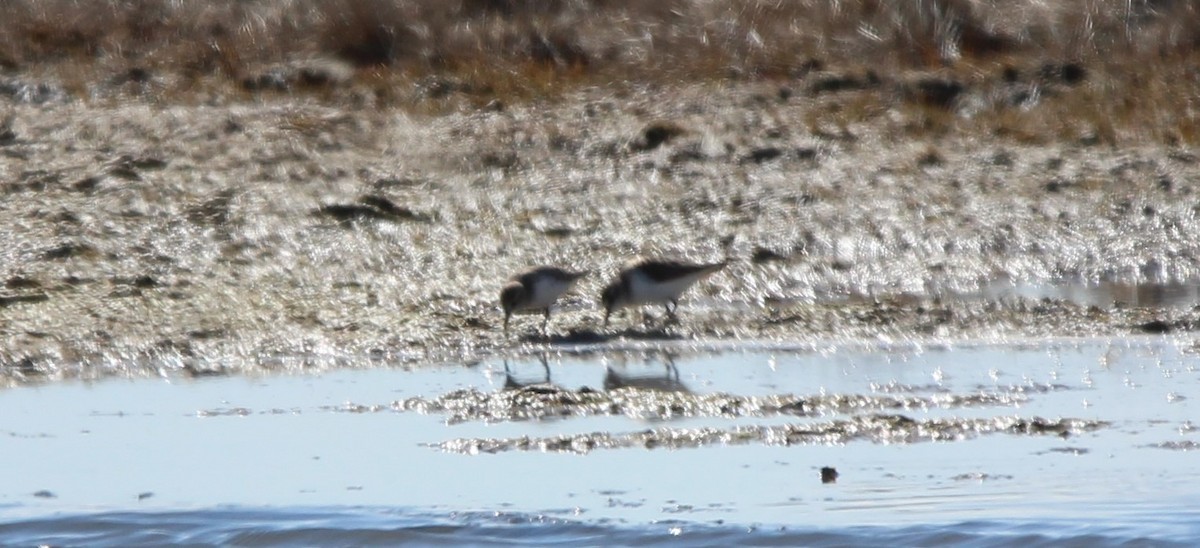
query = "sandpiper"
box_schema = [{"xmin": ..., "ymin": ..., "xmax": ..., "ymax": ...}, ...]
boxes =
[
  {"xmin": 600, "ymin": 258, "xmax": 727, "ymax": 326},
  {"xmin": 500, "ymin": 266, "xmax": 588, "ymax": 334}
]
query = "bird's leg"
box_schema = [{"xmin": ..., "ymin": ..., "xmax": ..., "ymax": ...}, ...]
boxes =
[
  {"xmin": 541, "ymin": 309, "xmax": 551, "ymax": 335},
  {"xmin": 538, "ymin": 353, "xmax": 551, "ymax": 383},
  {"xmin": 664, "ymin": 300, "xmax": 680, "ymax": 324}
]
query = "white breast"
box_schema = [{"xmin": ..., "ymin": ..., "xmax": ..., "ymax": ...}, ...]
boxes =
[
  {"xmin": 518, "ymin": 276, "xmax": 575, "ymax": 311},
  {"xmin": 623, "ymin": 269, "xmax": 708, "ymax": 305}
]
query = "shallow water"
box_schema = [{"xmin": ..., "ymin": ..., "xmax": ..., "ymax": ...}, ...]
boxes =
[{"xmin": 1, "ymin": 337, "xmax": 1198, "ymax": 545}]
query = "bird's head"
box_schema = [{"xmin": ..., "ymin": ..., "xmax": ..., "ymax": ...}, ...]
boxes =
[{"xmin": 499, "ymin": 282, "xmax": 525, "ymax": 331}]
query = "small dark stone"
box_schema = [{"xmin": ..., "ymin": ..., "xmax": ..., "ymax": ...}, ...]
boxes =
[
  {"xmin": 132, "ymin": 275, "xmax": 158, "ymax": 288},
  {"xmin": 11, "ymin": 357, "xmax": 41, "ymax": 375},
  {"xmin": 32, "ymin": 490, "xmax": 56, "ymax": 499},
  {"xmin": 62, "ymin": 275, "xmax": 90, "ymax": 286},
  {"xmin": 810, "ymin": 70, "xmax": 880, "ymax": 95},
  {"xmin": 1039, "ymin": 62, "xmax": 1087, "ymax": 85},
  {"xmin": 744, "ymin": 147, "xmax": 783, "ymax": 164},
  {"xmin": 910, "ymin": 78, "xmax": 964, "ymax": 108},
  {"xmin": 1044, "ymin": 180, "xmax": 1069, "ymax": 193},
  {"xmin": 315, "ymin": 204, "xmax": 387, "ymax": 223},
  {"xmin": 1059, "ymin": 63, "xmax": 1087, "ymax": 85},
  {"xmin": 0, "ymin": 293, "xmax": 49, "ymax": 307},
  {"xmin": 751, "ymin": 247, "xmax": 788, "ymax": 264},
  {"xmin": 917, "ymin": 148, "xmax": 944, "ymax": 167},
  {"xmin": 107, "ymin": 165, "xmax": 141, "ymax": 181},
  {"xmin": 126, "ymin": 67, "xmax": 151, "ymax": 83},
  {"xmin": 1139, "ymin": 320, "xmax": 1172, "ymax": 334},
  {"xmin": 183, "ymin": 363, "xmax": 227, "ymax": 377},
  {"xmin": 187, "ymin": 328, "xmax": 227, "ymax": 340},
  {"xmin": 356, "ymin": 194, "xmax": 433, "ymax": 223},
  {"xmin": 42, "ymin": 242, "xmax": 95, "ymax": 260},
  {"xmin": 1001, "ymin": 65, "xmax": 1020, "ymax": 83},
  {"xmin": 73, "ymin": 175, "xmax": 102, "ymax": 192},
  {"xmin": 6, "ymin": 276, "xmax": 41, "ymax": 290},
  {"xmin": 0, "ymin": 118, "xmax": 14, "ymax": 145},
  {"xmin": 634, "ymin": 122, "xmax": 686, "ymax": 151},
  {"xmin": 130, "ymin": 157, "xmax": 168, "ymax": 170},
  {"xmin": 820, "ymin": 467, "xmax": 839, "ymax": 484}
]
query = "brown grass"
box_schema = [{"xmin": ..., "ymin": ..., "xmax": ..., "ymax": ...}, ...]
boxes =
[{"xmin": 2, "ymin": 1, "xmax": 1200, "ymax": 142}]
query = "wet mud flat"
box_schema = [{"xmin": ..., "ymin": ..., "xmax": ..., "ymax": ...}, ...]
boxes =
[{"xmin": 5, "ymin": 78, "xmax": 1200, "ymax": 383}]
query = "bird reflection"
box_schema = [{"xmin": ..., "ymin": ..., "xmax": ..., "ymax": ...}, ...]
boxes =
[
  {"xmin": 603, "ymin": 351, "xmax": 689, "ymax": 393},
  {"xmin": 501, "ymin": 354, "xmax": 553, "ymax": 391}
]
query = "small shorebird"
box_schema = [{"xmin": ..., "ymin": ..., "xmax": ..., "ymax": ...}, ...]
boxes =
[
  {"xmin": 500, "ymin": 266, "xmax": 588, "ymax": 334},
  {"xmin": 600, "ymin": 258, "xmax": 727, "ymax": 326}
]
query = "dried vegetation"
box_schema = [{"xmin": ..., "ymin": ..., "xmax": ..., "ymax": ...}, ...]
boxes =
[{"xmin": 0, "ymin": 1, "xmax": 1198, "ymax": 141}]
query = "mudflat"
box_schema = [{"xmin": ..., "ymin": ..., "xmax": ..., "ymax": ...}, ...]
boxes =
[
  {"xmin": 3, "ymin": 1, "xmax": 1200, "ymax": 384},
  {"xmin": 4, "ymin": 80, "xmax": 1198, "ymax": 384}
]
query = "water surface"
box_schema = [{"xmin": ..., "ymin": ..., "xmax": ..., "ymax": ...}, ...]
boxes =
[{"xmin": 1, "ymin": 337, "xmax": 1197, "ymax": 545}]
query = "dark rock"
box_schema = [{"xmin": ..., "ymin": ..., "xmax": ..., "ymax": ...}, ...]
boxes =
[
  {"xmin": 187, "ymin": 329, "xmax": 227, "ymax": 340},
  {"xmin": 112, "ymin": 67, "xmax": 152, "ymax": 86},
  {"xmin": 633, "ymin": 122, "xmax": 686, "ymax": 152},
  {"xmin": 316, "ymin": 204, "xmax": 379, "ymax": 222},
  {"xmin": 42, "ymin": 242, "xmax": 96, "ymax": 260},
  {"xmin": 1139, "ymin": 320, "xmax": 1172, "ymax": 334},
  {"xmin": 1040, "ymin": 62, "xmax": 1087, "ymax": 85},
  {"xmin": 809, "ymin": 71, "xmax": 879, "ymax": 94},
  {"xmin": 908, "ymin": 77, "xmax": 964, "ymax": 109},
  {"xmin": 479, "ymin": 149, "xmax": 519, "ymax": 170},
  {"xmin": 1001, "ymin": 65, "xmax": 1020, "ymax": 83},
  {"xmin": 917, "ymin": 148, "xmax": 944, "ymax": 167},
  {"xmin": 73, "ymin": 175, "xmax": 103, "ymax": 192},
  {"xmin": 357, "ymin": 194, "xmax": 433, "ymax": 222},
  {"xmin": 751, "ymin": 247, "xmax": 788, "ymax": 264},
  {"xmin": 820, "ymin": 467, "xmax": 839, "ymax": 484},
  {"xmin": 6, "ymin": 276, "xmax": 41, "ymax": 290},
  {"xmin": 130, "ymin": 157, "xmax": 168, "ymax": 170},
  {"xmin": 0, "ymin": 114, "xmax": 14, "ymax": 146},
  {"xmin": 107, "ymin": 165, "xmax": 141, "ymax": 181},
  {"xmin": 1043, "ymin": 179, "xmax": 1070, "ymax": 193},
  {"xmin": 0, "ymin": 293, "xmax": 49, "ymax": 307},
  {"xmin": 743, "ymin": 147, "xmax": 783, "ymax": 164}
]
